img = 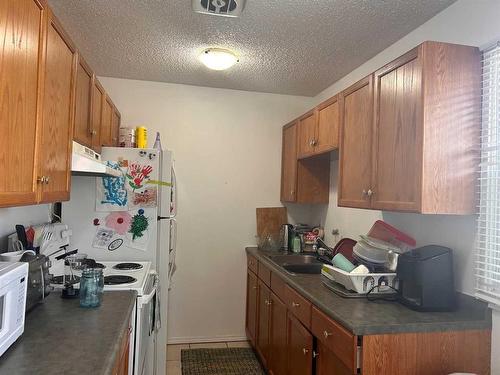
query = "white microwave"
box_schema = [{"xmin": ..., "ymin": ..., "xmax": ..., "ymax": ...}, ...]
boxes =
[{"xmin": 0, "ymin": 262, "xmax": 28, "ymax": 357}]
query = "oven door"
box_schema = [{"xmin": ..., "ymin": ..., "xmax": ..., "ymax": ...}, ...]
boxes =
[{"xmin": 135, "ymin": 273, "xmax": 158, "ymax": 375}]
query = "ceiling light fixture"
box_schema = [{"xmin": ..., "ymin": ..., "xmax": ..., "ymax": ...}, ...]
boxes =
[{"xmin": 199, "ymin": 48, "xmax": 238, "ymax": 71}]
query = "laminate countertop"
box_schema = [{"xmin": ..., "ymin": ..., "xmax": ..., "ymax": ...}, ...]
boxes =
[
  {"xmin": 0, "ymin": 290, "xmax": 136, "ymax": 375},
  {"xmin": 247, "ymin": 247, "xmax": 492, "ymax": 336}
]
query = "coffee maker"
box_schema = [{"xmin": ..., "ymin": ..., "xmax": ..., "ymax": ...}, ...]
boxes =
[{"xmin": 397, "ymin": 245, "xmax": 455, "ymax": 312}]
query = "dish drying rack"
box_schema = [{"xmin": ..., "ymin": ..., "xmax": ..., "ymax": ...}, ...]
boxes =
[{"xmin": 321, "ymin": 265, "xmax": 399, "ymax": 295}]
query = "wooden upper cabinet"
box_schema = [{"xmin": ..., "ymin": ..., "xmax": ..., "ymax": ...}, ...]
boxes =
[
  {"xmin": 38, "ymin": 10, "xmax": 77, "ymax": 203},
  {"xmin": 286, "ymin": 313, "xmax": 313, "ymax": 375},
  {"xmin": 111, "ymin": 106, "xmax": 121, "ymax": 147},
  {"xmin": 371, "ymin": 48, "xmax": 422, "ymax": 212},
  {"xmin": 297, "ymin": 111, "xmax": 317, "ymax": 158},
  {"xmin": 91, "ymin": 78, "xmax": 105, "ymax": 153},
  {"xmin": 100, "ymin": 95, "xmax": 114, "ymax": 147},
  {"xmin": 338, "ymin": 75, "xmax": 374, "ymax": 209},
  {"xmin": 316, "ymin": 95, "xmax": 340, "ymax": 154},
  {"xmin": 38, "ymin": 9, "xmax": 77, "ymax": 203},
  {"xmin": 73, "ymin": 54, "xmax": 93, "ymax": 147},
  {"xmin": 338, "ymin": 41, "xmax": 480, "ymax": 214},
  {"xmin": 0, "ymin": 0, "xmax": 46, "ymax": 208},
  {"xmin": 281, "ymin": 122, "xmax": 298, "ymax": 202}
]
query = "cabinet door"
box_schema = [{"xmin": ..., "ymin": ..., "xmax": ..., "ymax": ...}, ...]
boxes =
[
  {"xmin": 256, "ymin": 280, "xmax": 271, "ymax": 366},
  {"xmin": 111, "ymin": 107, "xmax": 121, "ymax": 147},
  {"xmin": 269, "ymin": 292, "xmax": 287, "ymax": 375},
  {"xmin": 372, "ymin": 48, "xmax": 422, "ymax": 212},
  {"xmin": 91, "ymin": 78, "xmax": 105, "ymax": 153},
  {"xmin": 100, "ymin": 95, "xmax": 113, "ymax": 146},
  {"xmin": 316, "ymin": 96, "xmax": 339, "ymax": 154},
  {"xmin": 281, "ymin": 123, "xmax": 297, "ymax": 202},
  {"xmin": 316, "ymin": 341, "xmax": 353, "ymax": 375},
  {"xmin": 287, "ymin": 313, "xmax": 313, "ymax": 375},
  {"xmin": 73, "ymin": 55, "xmax": 93, "ymax": 147},
  {"xmin": 338, "ymin": 75, "xmax": 374, "ymax": 209},
  {"xmin": 246, "ymin": 271, "xmax": 258, "ymax": 345},
  {"xmin": 38, "ymin": 10, "xmax": 76, "ymax": 203},
  {"xmin": 0, "ymin": 0, "xmax": 46, "ymax": 207},
  {"xmin": 297, "ymin": 111, "xmax": 317, "ymax": 158}
]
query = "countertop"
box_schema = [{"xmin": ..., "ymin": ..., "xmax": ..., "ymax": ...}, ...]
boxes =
[
  {"xmin": 0, "ymin": 290, "xmax": 137, "ymax": 375},
  {"xmin": 247, "ymin": 247, "xmax": 492, "ymax": 336}
]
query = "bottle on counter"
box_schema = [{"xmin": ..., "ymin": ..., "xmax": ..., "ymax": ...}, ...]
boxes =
[{"xmin": 292, "ymin": 235, "xmax": 302, "ymax": 253}]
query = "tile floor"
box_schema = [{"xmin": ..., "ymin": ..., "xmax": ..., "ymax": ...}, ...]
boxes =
[{"xmin": 166, "ymin": 341, "xmax": 251, "ymax": 375}]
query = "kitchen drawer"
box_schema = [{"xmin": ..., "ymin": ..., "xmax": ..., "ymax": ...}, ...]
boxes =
[
  {"xmin": 311, "ymin": 306, "xmax": 357, "ymax": 372},
  {"xmin": 258, "ymin": 262, "xmax": 271, "ymax": 287},
  {"xmin": 285, "ymin": 285, "xmax": 311, "ymax": 329},
  {"xmin": 271, "ymin": 272, "xmax": 286, "ymax": 302},
  {"xmin": 247, "ymin": 255, "xmax": 258, "ymax": 274}
]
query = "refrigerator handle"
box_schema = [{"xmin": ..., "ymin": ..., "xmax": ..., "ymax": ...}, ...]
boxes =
[{"xmin": 170, "ymin": 166, "xmax": 177, "ymax": 218}]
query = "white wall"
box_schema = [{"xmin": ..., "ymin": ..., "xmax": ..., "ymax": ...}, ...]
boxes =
[
  {"xmin": 0, "ymin": 205, "xmax": 50, "ymax": 251},
  {"xmin": 311, "ymin": 0, "xmax": 500, "ymax": 372},
  {"xmin": 98, "ymin": 77, "xmax": 314, "ymax": 343}
]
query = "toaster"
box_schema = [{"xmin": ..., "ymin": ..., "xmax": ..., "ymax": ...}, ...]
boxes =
[
  {"xmin": 396, "ymin": 245, "xmax": 455, "ymax": 312},
  {"xmin": 20, "ymin": 253, "xmax": 52, "ymax": 312}
]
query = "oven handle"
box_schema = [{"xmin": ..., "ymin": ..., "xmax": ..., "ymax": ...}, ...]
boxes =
[{"xmin": 138, "ymin": 273, "xmax": 158, "ymax": 305}]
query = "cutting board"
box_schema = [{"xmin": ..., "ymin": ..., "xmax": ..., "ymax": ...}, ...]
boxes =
[{"xmin": 256, "ymin": 207, "xmax": 288, "ymax": 237}]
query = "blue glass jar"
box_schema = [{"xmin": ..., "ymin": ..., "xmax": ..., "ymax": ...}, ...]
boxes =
[{"xmin": 79, "ymin": 268, "xmax": 104, "ymax": 308}]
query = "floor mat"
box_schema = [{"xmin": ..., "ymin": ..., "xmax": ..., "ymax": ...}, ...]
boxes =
[{"xmin": 181, "ymin": 348, "xmax": 265, "ymax": 375}]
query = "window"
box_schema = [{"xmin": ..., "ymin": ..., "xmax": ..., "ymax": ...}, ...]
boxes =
[{"xmin": 476, "ymin": 42, "xmax": 500, "ymax": 305}]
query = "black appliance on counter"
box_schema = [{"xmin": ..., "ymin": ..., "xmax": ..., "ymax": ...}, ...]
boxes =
[{"xmin": 396, "ymin": 245, "xmax": 455, "ymax": 312}]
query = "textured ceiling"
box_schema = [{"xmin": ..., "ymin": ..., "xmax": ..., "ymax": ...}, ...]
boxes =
[{"xmin": 48, "ymin": 0, "xmax": 456, "ymax": 96}]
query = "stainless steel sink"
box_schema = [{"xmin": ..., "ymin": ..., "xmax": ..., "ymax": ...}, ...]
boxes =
[{"xmin": 268, "ymin": 254, "xmax": 325, "ymax": 274}]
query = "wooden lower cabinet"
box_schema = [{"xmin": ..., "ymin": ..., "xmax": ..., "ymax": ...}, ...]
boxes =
[
  {"xmin": 112, "ymin": 320, "xmax": 131, "ymax": 375},
  {"xmin": 256, "ymin": 280, "xmax": 271, "ymax": 366},
  {"xmin": 245, "ymin": 271, "xmax": 258, "ymax": 345},
  {"xmin": 315, "ymin": 341, "xmax": 352, "ymax": 375},
  {"xmin": 287, "ymin": 313, "xmax": 313, "ymax": 375},
  {"xmin": 246, "ymin": 255, "xmax": 491, "ymax": 375},
  {"xmin": 269, "ymin": 292, "xmax": 287, "ymax": 375}
]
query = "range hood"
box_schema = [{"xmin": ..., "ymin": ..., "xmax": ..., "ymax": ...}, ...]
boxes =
[{"xmin": 71, "ymin": 141, "xmax": 122, "ymax": 177}]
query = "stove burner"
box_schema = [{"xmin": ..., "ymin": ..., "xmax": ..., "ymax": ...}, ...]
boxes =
[
  {"xmin": 52, "ymin": 275, "xmax": 80, "ymax": 285},
  {"xmin": 83, "ymin": 259, "xmax": 106, "ymax": 269},
  {"xmin": 113, "ymin": 262, "xmax": 143, "ymax": 271},
  {"xmin": 104, "ymin": 275, "xmax": 137, "ymax": 285}
]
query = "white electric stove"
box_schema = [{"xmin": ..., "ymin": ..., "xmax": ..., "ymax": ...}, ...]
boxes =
[{"xmin": 49, "ymin": 260, "xmax": 158, "ymax": 375}]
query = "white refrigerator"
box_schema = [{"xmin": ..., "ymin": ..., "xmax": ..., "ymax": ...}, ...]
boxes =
[{"xmin": 62, "ymin": 147, "xmax": 177, "ymax": 375}]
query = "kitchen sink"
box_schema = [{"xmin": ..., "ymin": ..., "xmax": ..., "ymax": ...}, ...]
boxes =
[{"xmin": 267, "ymin": 254, "xmax": 325, "ymax": 274}]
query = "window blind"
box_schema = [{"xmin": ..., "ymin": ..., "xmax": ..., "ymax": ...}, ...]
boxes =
[{"xmin": 476, "ymin": 42, "xmax": 500, "ymax": 305}]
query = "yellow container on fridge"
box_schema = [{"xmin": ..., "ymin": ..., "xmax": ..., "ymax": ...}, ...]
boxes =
[{"xmin": 135, "ymin": 126, "xmax": 148, "ymax": 148}]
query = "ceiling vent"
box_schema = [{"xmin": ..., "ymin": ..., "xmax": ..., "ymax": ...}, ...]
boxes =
[{"xmin": 192, "ymin": 0, "xmax": 246, "ymax": 17}]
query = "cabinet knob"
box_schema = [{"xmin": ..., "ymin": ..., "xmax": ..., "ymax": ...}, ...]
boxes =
[
  {"xmin": 367, "ymin": 189, "xmax": 374, "ymax": 197},
  {"xmin": 312, "ymin": 139, "xmax": 317, "ymax": 146},
  {"xmin": 252, "ymin": 286, "xmax": 257, "ymax": 290},
  {"xmin": 45, "ymin": 176, "xmax": 50, "ymax": 184},
  {"xmin": 37, "ymin": 176, "xmax": 46, "ymax": 184},
  {"xmin": 265, "ymin": 299, "xmax": 272, "ymax": 306},
  {"xmin": 323, "ymin": 330, "xmax": 332, "ymax": 338},
  {"xmin": 309, "ymin": 139, "xmax": 314, "ymax": 147},
  {"xmin": 91, "ymin": 130, "xmax": 97, "ymax": 135},
  {"xmin": 362, "ymin": 189, "xmax": 367, "ymax": 196},
  {"xmin": 291, "ymin": 302, "xmax": 300, "ymax": 308},
  {"xmin": 302, "ymin": 348, "xmax": 309, "ymax": 355},
  {"xmin": 312, "ymin": 350, "xmax": 319, "ymax": 358}
]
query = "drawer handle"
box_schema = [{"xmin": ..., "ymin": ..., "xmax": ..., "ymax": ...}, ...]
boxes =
[
  {"xmin": 292, "ymin": 302, "xmax": 300, "ymax": 308},
  {"xmin": 323, "ymin": 330, "xmax": 332, "ymax": 338},
  {"xmin": 265, "ymin": 299, "xmax": 272, "ymax": 306},
  {"xmin": 312, "ymin": 350, "xmax": 319, "ymax": 358},
  {"xmin": 252, "ymin": 286, "xmax": 257, "ymax": 290}
]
